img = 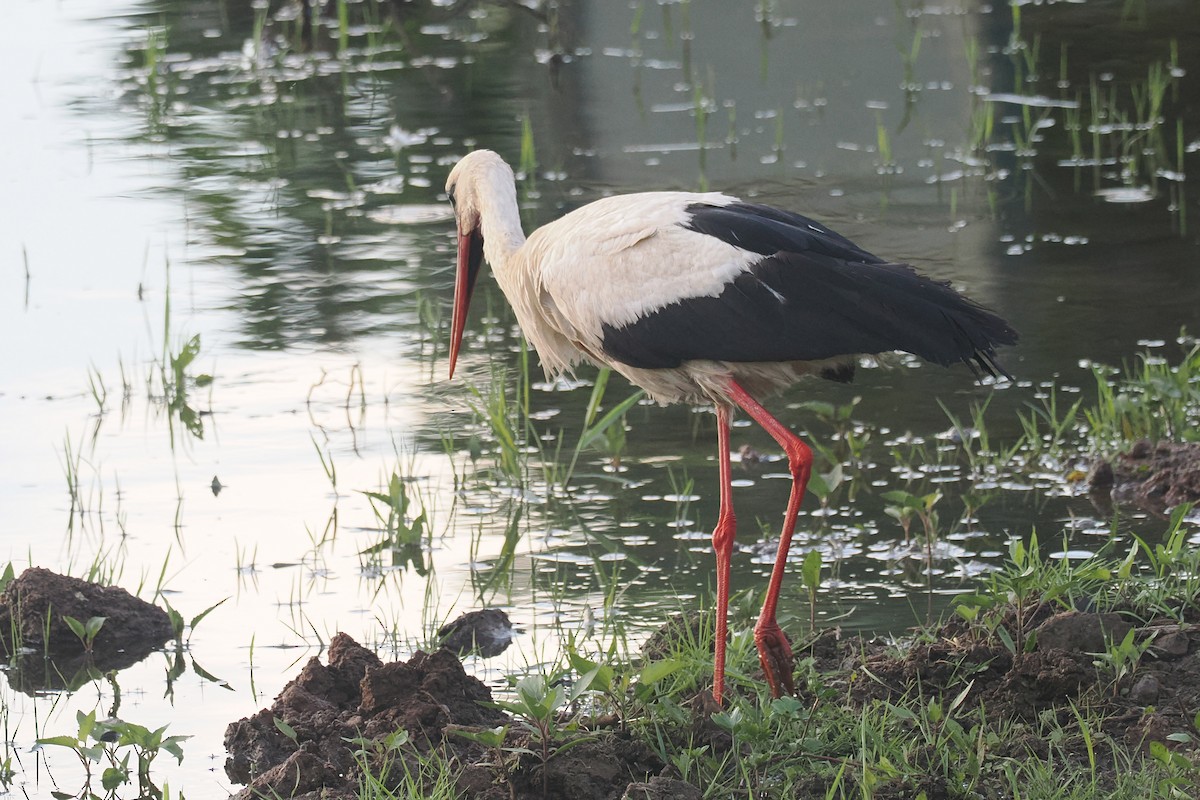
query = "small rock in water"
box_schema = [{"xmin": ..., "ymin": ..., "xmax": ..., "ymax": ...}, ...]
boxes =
[
  {"xmin": 438, "ymin": 608, "xmax": 518, "ymax": 658},
  {"xmin": 737, "ymin": 444, "xmax": 764, "ymax": 464}
]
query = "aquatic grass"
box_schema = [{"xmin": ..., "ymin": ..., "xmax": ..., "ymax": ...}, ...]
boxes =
[
  {"xmin": 22, "ymin": 244, "xmax": 30, "ymax": 311},
  {"xmin": 414, "ymin": 291, "xmax": 445, "ymax": 367},
  {"xmin": 801, "ymin": 549, "xmax": 823, "ymax": 633},
  {"xmin": 1093, "ymin": 627, "xmax": 1153, "ymax": 697},
  {"xmin": 60, "ymin": 429, "xmax": 85, "ymax": 533},
  {"xmin": 35, "ymin": 709, "xmax": 188, "ymax": 799},
  {"xmin": 560, "ymin": 367, "xmax": 644, "ymax": 484},
  {"xmin": 908, "ymin": 341, "xmax": 1200, "ymax": 524},
  {"xmin": 470, "ymin": 502, "xmax": 524, "ymax": 599},
  {"xmin": 806, "ymin": 460, "xmax": 844, "ymax": 521},
  {"xmin": 138, "ymin": 25, "xmax": 170, "ymax": 135},
  {"xmin": 1065, "ymin": 96, "xmax": 1085, "ymax": 189},
  {"xmin": 358, "ymin": 455, "xmax": 440, "ymax": 578},
  {"xmin": 1085, "ymin": 340, "xmax": 1200, "ymax": 452},
  {"xmin": 148, "ymin": 268, "xmax": 209, "ymax": 446},
  {"xmin": 691, "ymin": 75, "xmax": 711, "ymax": 188},
  {"xmin": 465, "ymin": 366, "xmax": 528, "ymax": 486},
  {"xmin": 234, "ymin": 540, "xmax": 258, "ymax": 580},
  {"xmin": 311, "ymin": 433, "xmax": 339, "ymax": 495},
  {"xmin": 1126, "ymin": 504, "xmax": 1200, "ymax": 621},
  {"xmin": 1172, "ymin": 117, "xmax": 1188, "ymax": 235},
  {"xmin": 1121, "ymin": 0, "xmax": 1149, "ymax": 27},
  {"xmin": 874, "ymin": 112, "xmax": 894, "ymax": 176},
  {"xmin": 617, "ymin": 512, "xmax": 1200, "ymax": 799},
  {"xmin": 770, "ymin": 107, "xmax": 785, "ymax": 162},
  {"xmin": 86, "ymin": 365, "xmax": 108, "ymax": 417},
  {"xmin": 893, "ymin": 7, "xmax": 922, "ymax": 130},
  {"xmin": 336, "ymin": 0, "xmax": 350, "ymax": 55},
  {"xmin": 947, "ymin": 26, "xmax": 1187, "ymax": 231},
  {"xmin": 71, "ymin": 541, "xmax": 129, "ymax": 592}
]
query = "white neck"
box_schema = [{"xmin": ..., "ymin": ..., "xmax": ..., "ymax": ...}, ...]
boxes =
[{"xmin": 477, "ymin": 172, "xmax": 527, "ymax": 271}]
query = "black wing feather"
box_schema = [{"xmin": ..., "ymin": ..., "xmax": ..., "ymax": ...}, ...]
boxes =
[
  {"xmin": 600, "ymin": 203, "xmax": 1018, "ymax": 379},
  {"xmin": 683, "ymin": 202, "xmax": 887, "ymax": 263}
]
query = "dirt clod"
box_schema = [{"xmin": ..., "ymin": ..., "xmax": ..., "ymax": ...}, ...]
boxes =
[
  {"xmin": 1035, "ymin": 611, "xmax": 1132, "ymax": 654},
  {"xmin": 228, "ymin": 607, "xmax": 1200, "ymax": 799}
]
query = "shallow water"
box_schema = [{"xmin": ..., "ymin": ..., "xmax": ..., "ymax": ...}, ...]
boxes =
[{"xmin": 2, "ymin": 0, "xmax": 1199, "ymax": 794}]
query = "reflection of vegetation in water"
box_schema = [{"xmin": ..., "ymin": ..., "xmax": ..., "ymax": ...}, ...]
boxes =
[
  {"xmin": 359, "ymin": 470, "xmax": 430, "ymax": 576},
  {"xmin": 108, "ymin": 0, "xmax": 543, "ymax": 354},
  {"xmin": 972, "ymin": 8, "xmax": 1188, "ymax": 226},
  {"xmin": 869, "ymin": 2, "xmax": 1194, "ymax": 231},
  {"xmin": 154, "ymin": 268, "xmax": 211, "ymax": 446}
]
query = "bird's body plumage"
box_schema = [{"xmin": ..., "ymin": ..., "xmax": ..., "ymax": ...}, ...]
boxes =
[
  {"xmin": 445, "ymin": 149, "xmax": 1017, "ymax": 703},
  {"xmin": 451, "ymin": 154, "xmax": 1013, "ymax": 405}
]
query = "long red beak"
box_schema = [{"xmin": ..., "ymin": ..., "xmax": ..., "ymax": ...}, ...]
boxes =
[{"xmin": 448, "ymin": 226, "xmax": 484, "ymax": 379}]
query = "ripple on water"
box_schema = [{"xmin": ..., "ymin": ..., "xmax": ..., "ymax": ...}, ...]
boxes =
[
  {"xmin": 367, "ymin": 204, "xmax": 455, "ymax": 224},
  {"xmin": 1094, "ymin": 186, "xmax": 1155, "ymax": 204}
]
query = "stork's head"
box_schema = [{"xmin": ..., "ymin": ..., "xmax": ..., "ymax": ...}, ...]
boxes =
[{"xmin": 445, "ymin": 150, "xmax": 514, "ymax": 379}]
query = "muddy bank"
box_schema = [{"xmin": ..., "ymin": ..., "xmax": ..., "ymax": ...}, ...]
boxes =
[
  {"xmin": 1089, "ymin": 440, "xmax": 1200, "ymax": 514},
  {"xmin": 0, "ymin": 567, "xmax": 174, "ymax": 693},
  {"xmin": 814, "ymin": 608, "xmax": 1200, "ymax": 796},
  {"xmin": 227, "ymin": 605, "xmax": 1200, "ymax": 799},
  {"xmin": 842, "ymin": 607, "xmax": 1200, "ymax": 727}
]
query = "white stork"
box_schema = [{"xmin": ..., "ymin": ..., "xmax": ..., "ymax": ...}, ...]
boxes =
[{"xmin": 445, "ymin": 149, "xmax": 1017, "ymax": 704}]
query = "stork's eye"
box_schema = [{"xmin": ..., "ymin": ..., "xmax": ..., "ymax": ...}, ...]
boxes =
[{"xmin": 447, "ymin": 187, "xmax": 457, "ymax": 208}]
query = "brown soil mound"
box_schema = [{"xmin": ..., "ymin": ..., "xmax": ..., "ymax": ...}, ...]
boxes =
[
  {"xmin": 225, "ymin": 633, "xmax": 663, "ymax": 800},
  {"xmin": 0, "ymin": 567, "xmax": 174, "ymax": 693}
]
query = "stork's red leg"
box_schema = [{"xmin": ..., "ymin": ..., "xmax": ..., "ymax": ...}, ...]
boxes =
[
  {"xmin": 710, "ymin": 404, "xmax": 737, "ymax": 705},
  {"xmin": 727, "ymin": 380, "xmax": 811, "ymax": 698}
]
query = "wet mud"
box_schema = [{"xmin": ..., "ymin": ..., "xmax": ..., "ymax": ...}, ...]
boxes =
[{"xmin": 1089, "ymin": 440, "xmax": 1200, "ymax": 514}]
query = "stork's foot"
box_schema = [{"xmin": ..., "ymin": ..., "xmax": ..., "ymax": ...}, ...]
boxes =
[{"xmin": 754, "ymin": 622, "xmax": 796, "ymax": 698}]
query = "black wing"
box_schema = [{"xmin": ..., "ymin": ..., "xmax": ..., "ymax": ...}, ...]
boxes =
[
  {"xmin": 599, "ymin": 202, "xmax": 1018, "ymax": 379},
  {"xmin": 683, "ymin": 202, "xmax": 888, "ymax": 263}
]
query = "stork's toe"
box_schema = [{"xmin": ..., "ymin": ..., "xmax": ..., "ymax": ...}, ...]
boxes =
[{"xmin": 754, "ymin": 623, "xmax": 796, "ymax": 698}]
